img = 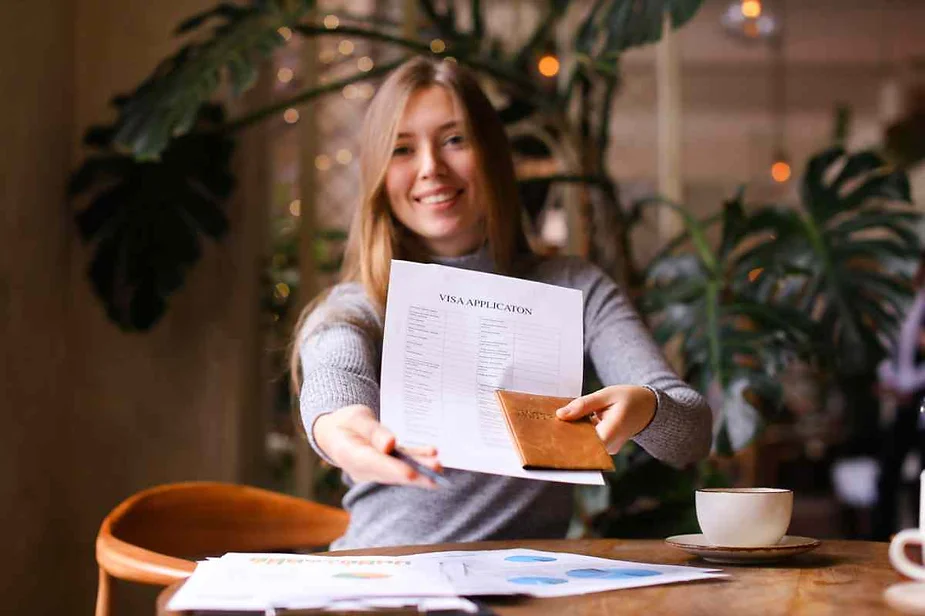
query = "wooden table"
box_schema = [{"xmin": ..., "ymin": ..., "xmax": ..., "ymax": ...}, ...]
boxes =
[{"xmin": 158, "ymin": 538, "xmax": 908, "ymax": 615}]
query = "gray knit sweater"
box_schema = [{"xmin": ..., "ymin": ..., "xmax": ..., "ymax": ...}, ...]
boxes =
[{"xmin": 299, "ymin": 246, "xmax": 712, "ymax": 550}]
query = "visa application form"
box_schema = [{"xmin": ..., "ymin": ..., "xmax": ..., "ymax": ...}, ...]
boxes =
[{"xmin": 380, "ymin": 260, "xmax": 604, "ymax": 485}]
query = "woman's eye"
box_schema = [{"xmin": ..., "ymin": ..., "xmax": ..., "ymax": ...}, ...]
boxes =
[
  {"xmin": 444, "ymin": 134, "xmax": 465, "ymax": 146},
  {"xmin": 392, "ymin": 145, "xmax": 412, "ymax": 156}
]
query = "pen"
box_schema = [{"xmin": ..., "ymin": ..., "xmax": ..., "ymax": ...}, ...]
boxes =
[{"xmin": 390, "ymin": 447, "xmax": 452, "ymax": 488}]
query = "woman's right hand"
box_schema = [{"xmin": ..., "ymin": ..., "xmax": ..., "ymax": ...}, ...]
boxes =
[{"xmin": 312, "ymin": 404, "xmax": 442, "ymax": 488}]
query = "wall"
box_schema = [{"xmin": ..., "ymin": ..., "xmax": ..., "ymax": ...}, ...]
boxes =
[
  {"xmin": 66, "ymin": 0, "xmax": 269, "ymax": 612},
  {"xmin": 0, "ymin": 1, "xmax": 76, "ymax": 612},
  {"xmin": 607, "ymin": 0, "xmax": 925, "ymax": 264},
  {"xmin": 1, "ymin": 1, "xmax": 269, "ymax": 613}
]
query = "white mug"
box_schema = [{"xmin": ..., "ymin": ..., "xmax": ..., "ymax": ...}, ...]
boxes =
[
  {"xmin": 695, "ymin": 488, "xmax": 792, "ymax": 547},
  {"xmin": 889, "ymin": 470, "xmax": 925, "ymax": 580}
]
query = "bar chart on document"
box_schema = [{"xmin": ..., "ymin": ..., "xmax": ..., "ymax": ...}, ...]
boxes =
[{"xmin": 381, "ymin": 260, "xmax": 603, "ymax": 485}]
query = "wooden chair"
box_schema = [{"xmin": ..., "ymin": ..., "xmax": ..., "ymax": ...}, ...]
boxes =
[{"xmin": 95, "ymin": 481, "xmax": 349, "ymax": 616}]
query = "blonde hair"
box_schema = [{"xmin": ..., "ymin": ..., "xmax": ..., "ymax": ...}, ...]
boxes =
[{"xmin": 290, "ymin": 56, "xmax": 530, "ymax": 391}]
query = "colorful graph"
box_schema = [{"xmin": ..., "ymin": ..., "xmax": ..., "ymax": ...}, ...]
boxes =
[
  {"xmin": 566, "ymin": 568, "xmax": 661, "ymax": 579},
  {"xmin": 508, "ymin": 576, "xmax": 568, "ymax": 585},
  {"xmin": 505, "ymin": 555, "xmax": 558, "ymax": 563},
  {"xmin": 333, "ymin": 572, "xmax": 392, "ymax": 579}
]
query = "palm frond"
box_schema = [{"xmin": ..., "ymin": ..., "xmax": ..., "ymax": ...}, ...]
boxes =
[{"xmin": 113, "ymin": 1, "xmax": 312, "ymax": 159}]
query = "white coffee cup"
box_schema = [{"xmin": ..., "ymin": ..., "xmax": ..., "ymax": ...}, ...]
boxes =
[
  {"xmin": 696, "ymin": 488, "xmax": 793, "ymax": 547},
  {"xmin": 889, "ymin": 470, "xmax": 925, "ymax": 580}
]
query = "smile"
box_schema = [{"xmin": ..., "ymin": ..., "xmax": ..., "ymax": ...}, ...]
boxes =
[{"xmin": 413, "ymin": 188, "xmax": 463, "ymax": 207}]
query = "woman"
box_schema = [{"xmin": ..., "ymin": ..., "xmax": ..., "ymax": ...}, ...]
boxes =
[{"xmin": 292, "ymin": 57, "xmax": 712, "ymax": 549}]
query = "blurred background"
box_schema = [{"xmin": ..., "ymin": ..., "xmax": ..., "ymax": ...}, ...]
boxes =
[{"xmin": 4, "ymin": 0, "xmax": 925, "ymax": 613}]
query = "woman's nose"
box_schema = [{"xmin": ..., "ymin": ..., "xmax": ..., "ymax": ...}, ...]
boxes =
[{"xmin": 418, "ymin": 145, "xmax": 446, "ymax": 178}]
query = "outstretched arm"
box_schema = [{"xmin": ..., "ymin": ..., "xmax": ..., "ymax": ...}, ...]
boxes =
[
  {"xmin": 570, "ymin": 260, "xmax": 713, "ymax": 467},
  {"xmin": 298, "ymin": 288, "xmax": 440, "ymax": 487}
]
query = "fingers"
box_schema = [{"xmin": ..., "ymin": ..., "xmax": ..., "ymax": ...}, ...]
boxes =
[
  {"xmin": 348, "ymin": 438, "xmax": 436, "ymax": 487},
  {"xmin": 557, "ymin": 386, "xmax": 657, "ymax": 455},
  {"xmin": 595, "ymin": 409, "xmax": 633, "ymax": 455},
  {"xmin": 398, "ymin": 446, "xmax": 444, "ymax": 472},
  {"xmin": 555, "ymin": 388, "xmax": 618, "ymax": 420},
  {"xmin": 321, "ymin": 405, "xmax": 442, "ymax": 488},
  {"xmin": 365, "ymin": 421, "xmax": 397, "ymax": 454}
]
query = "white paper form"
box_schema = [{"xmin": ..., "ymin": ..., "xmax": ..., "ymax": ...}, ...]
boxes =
[
  {"xmin": 407, "ymin": 548, "xmax": 727, "ymax": 598},
  {"xmin": 381, "ymin": 260, "xmax": 603, "ymax": 485},
  {"xmin": 168, "ymin": 553, "xmax": 465, "ymax": 612},
  {"xmin": 168, "ymin": 549, "xmax": 725, "ymax": 611}
]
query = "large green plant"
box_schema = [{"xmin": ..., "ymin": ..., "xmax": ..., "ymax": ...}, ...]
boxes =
[
  {"xmin": 640, "ymin": 147, "xmax": 919, "ymax": 454},
  {"xmin": 69, "ymin": 103, "xmax": 234, "ymax": 330},
  {"xmin": 70, "ymin": 0, "xmax": 704, "ymax": 330},
  {"xmin": 639, "ymin": 190, "xmax": 818, "ymax": 454},
  {"xmin": 740, "ymin": 147, "xmax": 918, "ymax": 377}
]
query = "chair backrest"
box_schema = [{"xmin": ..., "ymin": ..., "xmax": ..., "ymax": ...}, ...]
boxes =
[{"xmin": 95, "ymin": 482, "xmax": 348, "ymax": 616}]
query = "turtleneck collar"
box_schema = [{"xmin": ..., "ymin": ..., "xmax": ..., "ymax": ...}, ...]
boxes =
[{"xmin": 430, "ymin": 242, "xmax": 495, "ymax": 272}]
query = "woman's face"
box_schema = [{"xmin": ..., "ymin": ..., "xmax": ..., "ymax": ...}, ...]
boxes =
[{"xmin": 385, "ymin": 85, "xmax": 485, "ymax": 257}]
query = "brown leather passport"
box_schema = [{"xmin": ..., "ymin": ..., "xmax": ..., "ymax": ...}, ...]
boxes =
[{"xmin": 495, "ymin": 389, "xmax": 614, "ymax": 472}]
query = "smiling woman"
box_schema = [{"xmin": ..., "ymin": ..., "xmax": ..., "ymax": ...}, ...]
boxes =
[{"xmin": 290, "ymin": 56, "xmax": 712, "ymax": 550}]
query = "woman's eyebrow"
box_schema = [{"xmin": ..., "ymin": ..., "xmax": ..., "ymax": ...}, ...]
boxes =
[{"xmin": 396, "ymin": 120, "xmax": 461, "ymax": 139}]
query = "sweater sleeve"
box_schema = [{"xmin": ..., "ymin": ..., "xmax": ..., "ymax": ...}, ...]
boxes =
[
  {"xmin": 575, "ymin": 259, "xmax": 713, "ymax": 468},
  {"xmin": 298, "ymin": 285, "xmax": 383, "ymax": 465}
]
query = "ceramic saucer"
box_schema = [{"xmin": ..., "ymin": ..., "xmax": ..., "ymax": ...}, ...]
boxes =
[
  {"xmin": 885, "ymin": 582, "xmax": 925, "ymax": 614},
  {"xmin": 664, "ymin": 534, "xmax": 821, "ymax": 564}
]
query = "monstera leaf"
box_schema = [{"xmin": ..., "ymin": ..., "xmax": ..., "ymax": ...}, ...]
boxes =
[
  {"xmin": 114, "ymin": 1, "xmax": 312, "ymax": 159},
  {"xmin": 69, "ymin": 103, "xmax": 234, "ymax": 331},
  {"xmin": 576, "ymin": 0, "xmax": 704, "ymax": 59},
  {"xmin": 639, "ymin": 190, "xmax": 816, "ymax": 454},
  {"xmin": 738, "ymin": 147, "xmax": 919, "ymax": 376}
]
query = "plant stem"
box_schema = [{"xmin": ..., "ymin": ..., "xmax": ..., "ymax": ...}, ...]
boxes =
[
  {"xmin": 705, "ymin": 279, "xmax": 724, "ymax": 388},
  {"xmin": 223, "ymin": 60, "xmax": 404, "ymax": 133},
  {"xmin": 293, "ymin": 24, "xmax": 552, "ymax": 105}
]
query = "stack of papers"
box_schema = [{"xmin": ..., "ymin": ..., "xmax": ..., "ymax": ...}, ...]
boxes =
[{"xmin": 167, "ymin": 548, "xmax": 726, "ymax": 612}]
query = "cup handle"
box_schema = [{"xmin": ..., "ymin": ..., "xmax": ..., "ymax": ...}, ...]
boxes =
[{"xmin": 890, "ymin": 529, "xmax": 925, "ymax": 580}]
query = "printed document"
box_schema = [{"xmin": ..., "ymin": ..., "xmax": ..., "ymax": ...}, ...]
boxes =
[
  {"xmin": 381, "ymin": 260, "xmax": 603, "ymax": 485},
  {"xmin": 167, "ymin": 549, "xmax": 726, "ymax": 611}
]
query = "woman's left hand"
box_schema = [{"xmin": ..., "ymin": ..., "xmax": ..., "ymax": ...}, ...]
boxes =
[{"xmin": 555, "ymin": 385, "xmax": 657, "ymax": 454}]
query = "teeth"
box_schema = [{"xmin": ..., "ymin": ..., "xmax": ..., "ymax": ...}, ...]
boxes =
[{"xmin": 418, "ymin": 191, "xmax": 457, "ymax": 205}]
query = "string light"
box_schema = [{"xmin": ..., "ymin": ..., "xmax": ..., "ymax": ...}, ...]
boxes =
[
  {"xmin": 741, "ymin": 0, "xmax": 762, "ymax": 18},
  {"xmin": 748, "ymin": 268, "xmax": 764, "ymax": 282},
  {"xmin": 538, "ymin": 54, "xmax": 560, "ymax": 77},
  {"xmin": 336, "ymin": 149, "xmax": 353, "ymax": 165},
  {"xmin": 314, "ymin": 155, "xmax": 332, "ymax": 171},
  {"xmin": 357, "ymin": 83, "xmax": 375, "ymax": 99},
  {"xmin": 283, "ymin": 108, "xmax": 300, "ymax": 124},
  {"xmin": 274, "ymin": 282, "xmax": 291, "ymax": 300},
  {"xmin": 277, "ymin": 26, "xmax": 292, "ymax": 41},
  {"xmin": 342, "ymin": 84, "xmax": 359, "ymax": 99},
  {"xmin": 319, "ymin": 49, "xmax": 336, "ymax": 64},
  {"xmin": 289, "ymin": 199, "xmax": 301, "ymax": 217},
  {"xmin": 338, "ymin": 40, "xmax": 354, "ymax": 55},
  {"xmin": 430, "ymin": 39, "xmax": 446, "ymax": 53},
  {"xmin": 323, "ymin": 14, "xmax": 340, "ymax": 29},
  {"xmin": 771, "ymin": 160, "xmax": 792, "ymax": 183},
  {"xmin": 277, "ymin": 67, "xmax": 293, "ymax": 83},
  {"xmin": 357, "ymin": 56, "xmax": 374, "ymax": 72}
]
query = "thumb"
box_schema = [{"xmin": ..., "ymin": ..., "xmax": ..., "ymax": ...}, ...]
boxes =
[
  {"xmin": 368, "ymin": 423, "xmax": 396, "ymax": 453},
  {"xmin": 349, "ymin": 409, "xmax": 395, "ymax": 452},
  {"xmin": 556, "ymin": 389, "xmax": 612, "ymax": 419}
]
